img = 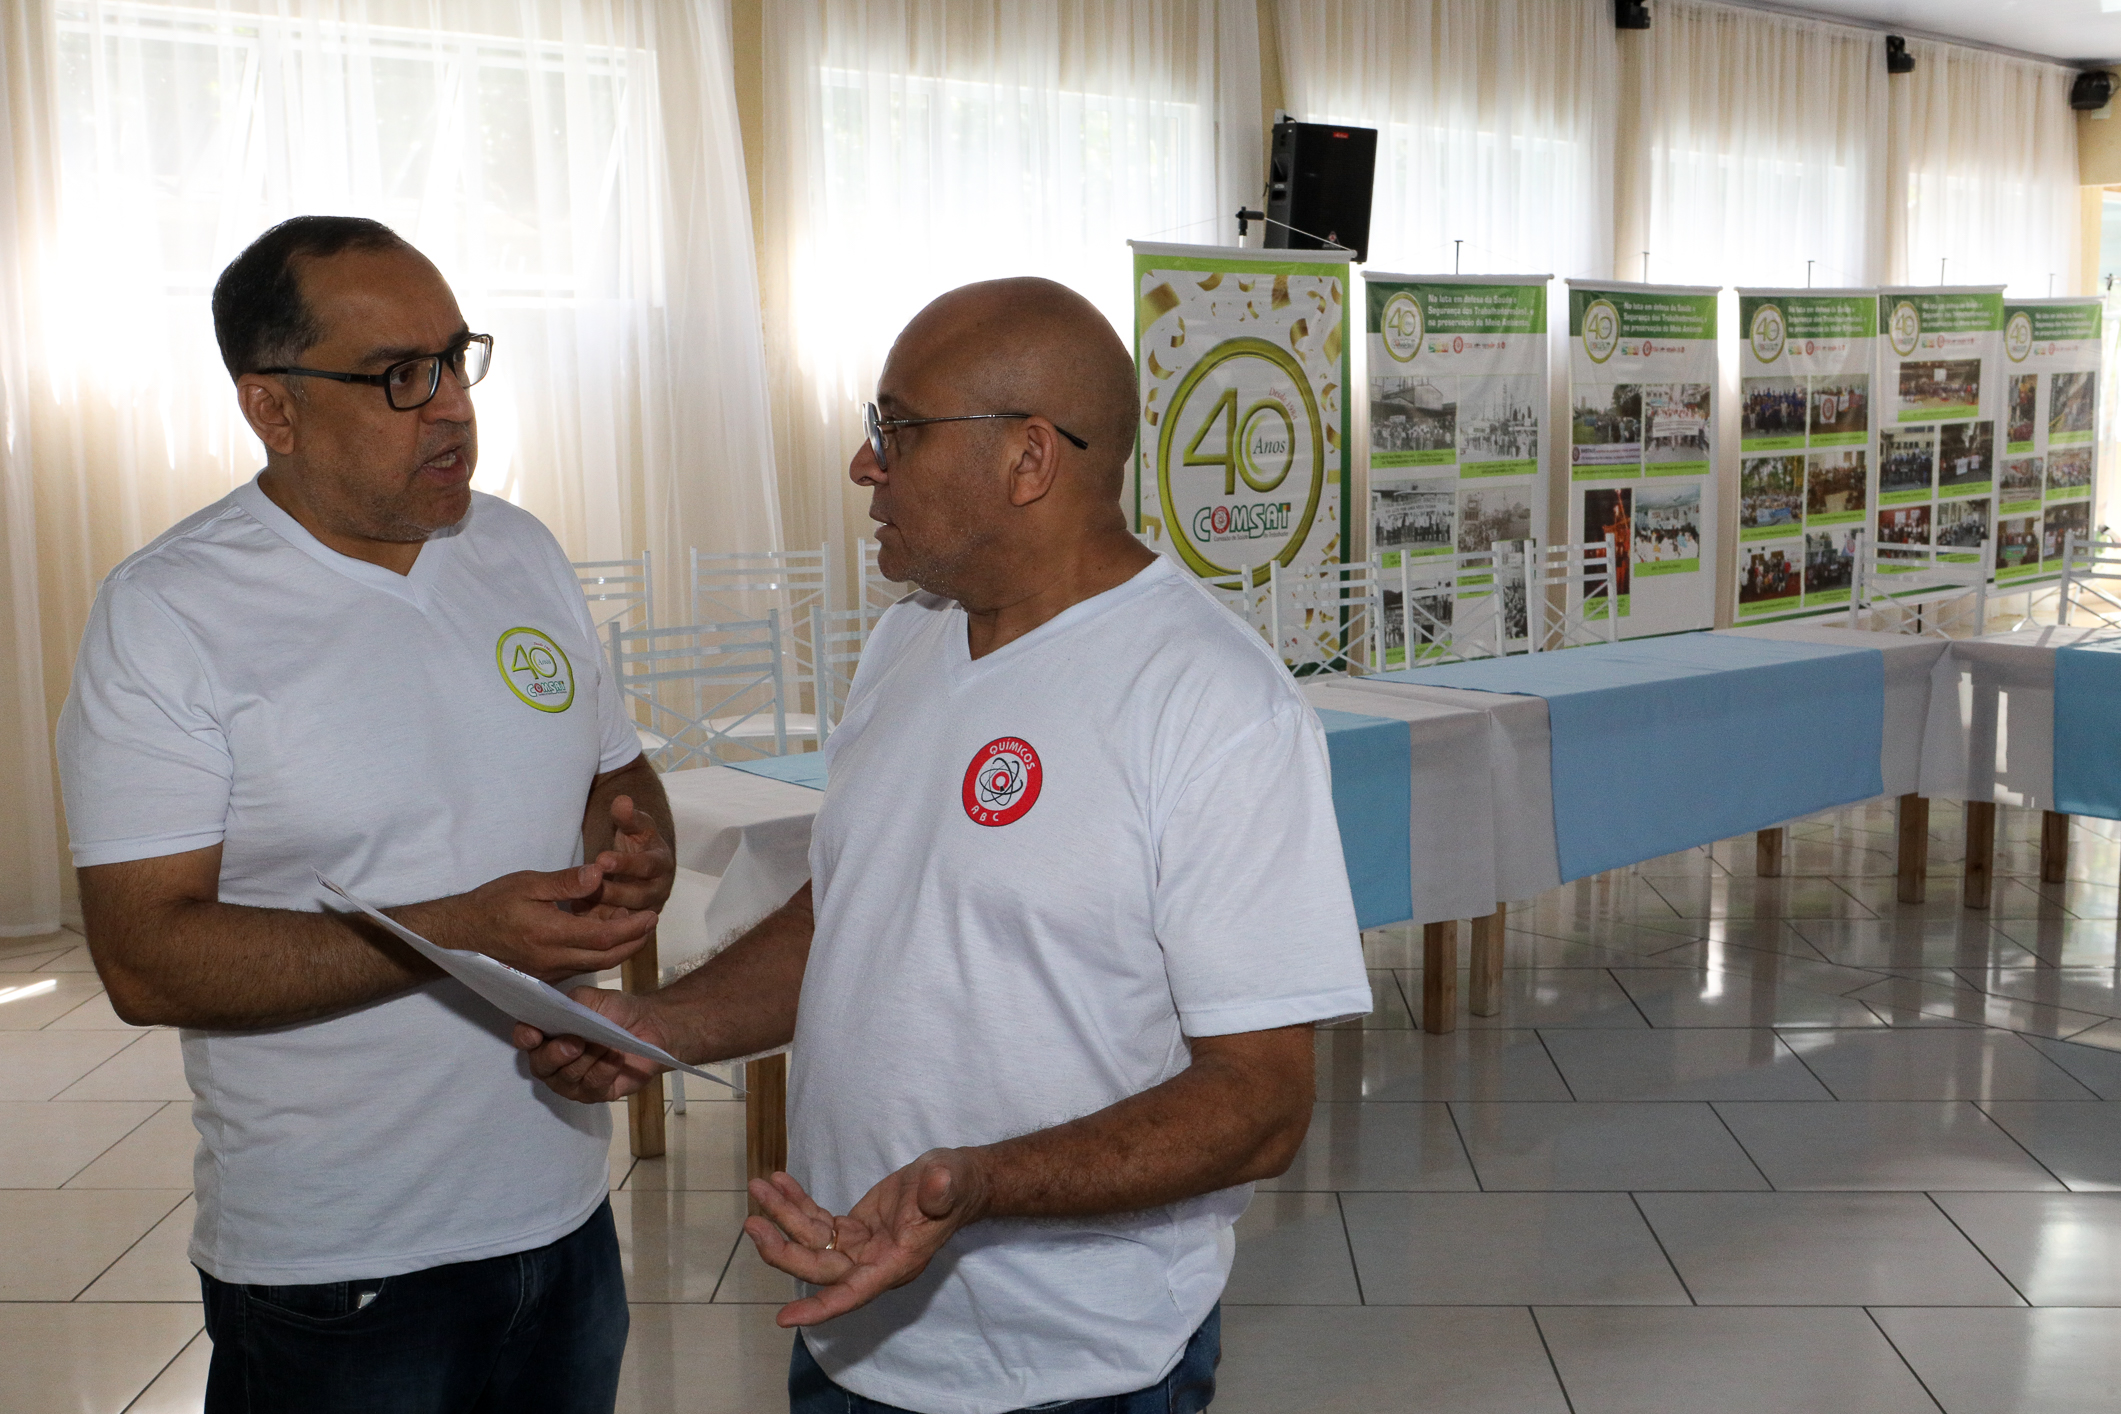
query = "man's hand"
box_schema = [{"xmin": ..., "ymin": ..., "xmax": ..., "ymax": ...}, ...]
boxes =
[
  {"xmin": 400, "ymin": 863, "xmax": 655, "ymax": 983},
  {"xmin": 512, "ymin": 986, "xmax": 674, "ymax": 1102},
  {"xmin": 584, "ymin": 794, "xmax": 675, "ymax": 917},
  {"xmin": 745, "ymin": 1153, "xmax": 988, "ymax": 1329}
]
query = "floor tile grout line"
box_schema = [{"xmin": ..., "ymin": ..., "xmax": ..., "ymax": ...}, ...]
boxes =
[
  {"xmin": 703, "ymin": 1222, "xmax": 747, "ymax": 1304},
  {"xmin": 1627, "ymin": 1191, "xmax": 1698, "ymax": 1306},
  {"xmin": 1772, "ymin": 1031, "xmax": 1845, "ymax": 1100},
  {"xmin": 50, "ymin": 1099, "xmax": 174, "ymax": 1191},
  {"xmin": 116, "ymin": 1326, "xmax": 208, "ymax": 1414},
  {"xmin": 1524, "ymin": 1306, "xmax": 1581, "ymax": 1414},
  {"xmin": 1441, "ymin": 1102, "xmax": 1485, "ymax": 1193},
  {"xmin": 1605, "ymin": 968, "xmax": 1658, "ymax": 1029},
  {"xmin": 1861, "ymin": 1306, "xmax": 1953, "ymax": 1414},
  {"xmin": 1330, "ymin": 1192, "xmax": 1366, "ymax": 1306},
  {"xmin": 1703, "ymin": 1102, "xmax": 1781, "ymax": 1191},
  {"xmin": 1961, "ymin": 1101, "xmax": 2078, "ymax": 1192},
  {"xmin": 1920, "ymin": 1191, "xmax": 2036, "ymax": 1308},
  {"xmin": 48, "ymin": 1027, "xmax": 155, "ymax": 1102},
  {"xmin": 1530, "ymin": 1029, "xmax": 1579, "ymax": 1102},
  {"xmin": 68, "ymin": 1187, "xmax": 192, "ymax": 1301}
]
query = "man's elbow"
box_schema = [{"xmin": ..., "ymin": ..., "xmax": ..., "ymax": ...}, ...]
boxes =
[
  {"xmin": 1236, "ymin": 1091, "xmax": 1315, "ymax": 1183},
  {"xmin": 97, "ymin": 961, "xmax": 173, "ymax": 1028}
]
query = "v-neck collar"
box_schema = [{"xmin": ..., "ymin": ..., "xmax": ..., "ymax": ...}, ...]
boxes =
[
  {"xmin": 951, "ymin": 555, "xmax": 1174, "ymax": 674},
  {"xmin": 234, "ymin": 474, "xmax": 457, "ymax": 612}
]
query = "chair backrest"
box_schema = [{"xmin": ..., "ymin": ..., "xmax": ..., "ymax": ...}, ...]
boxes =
[
  {"xmin": 574, "ymin": 550, "xmax": 654, "ymax": 630},
  {"xmin": 2058, "ymin": 531, "xmax": 2121, "ymax": 631},
  {"xmin": 857, "ymin": 538, "xmax": 904, "ymax": 636},
  {"xmin": 1848, "ymin": 530, "xmax": 1990, "ymax": 638},
  {"xmin": 1196, "ymin": 560, "xmax": 1373, "ymax": 677},
  {"xmin": 692, "ymin": 546, "xmax": 831, "ymax": 725},
  {"xmin": 607, "ymin": 612, "xmax": 786, "ymax": 770},
  {"xmin": 804, "ymin": 604, "xmax": 873, "ymax": 747},
  {"xmin": 1369, "ymin": 548, "xmax": 1515, "ymax": 669},
  {"xmin": 1522, "ymin": 535, "xmax": 1620, "ymax": 652}
]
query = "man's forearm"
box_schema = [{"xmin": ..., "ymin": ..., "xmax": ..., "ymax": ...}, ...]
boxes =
[
  {"xmin": 656, "ymin": 884, "xmax": 814, "ymax": 1063},
  {"xmin": 957, "ymin": 1027, "xmax": 1315, "ymax": 1222}
]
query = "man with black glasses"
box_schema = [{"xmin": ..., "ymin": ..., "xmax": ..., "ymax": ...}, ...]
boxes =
[
  {"xmin": 519, "ymin": 277, "xmax": 1369, "ymax": 1414},
  {"xmin": 56, "ymin": 215, "xmax": 669, "ymax": 1413}
]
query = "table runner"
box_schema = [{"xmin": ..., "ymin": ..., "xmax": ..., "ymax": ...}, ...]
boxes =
[
  {"xmin": 724, "ymin": 752, "xmax": 829, "ymax": 790},
  {"xmin": 2053, "ymin": 636, "xmax": 2121, "ymax": 819},
  {"xmin": 1378, "ymin": 634, "xmax": 1886, "ymax": 879}
]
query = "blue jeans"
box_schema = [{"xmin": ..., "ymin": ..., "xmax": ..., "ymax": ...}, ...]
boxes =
[
  {"xmin": 788, "ymin": 1304, "xmax": 1219, "ymax": 1413},
  {"xmin": 199, "ymin": 1199, "xmax": 628, "ymax": 1414}
]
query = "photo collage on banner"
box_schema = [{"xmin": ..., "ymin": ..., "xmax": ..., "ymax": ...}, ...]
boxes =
[
  {"xmin": 1567, "ymin": 281, "xmax": 1718, "ymax": 634},
  {"xmin": 1363, "ymin": 273, "xmax": 1548, "ymax": 665},
  {"xmin": 1129, "ymin": 242, "xmax": 1351, "ymax": 667},
  {"xmin": 1734, "ymin": 290, "xmax": 1877, "ymax": 620},
  {"xmin": 1996, "ymin": 298, "xmax": 2103, "ymax": 586},
  {"xmin": 1873, "ymin": 287, "xmax": 2004, "ymax": 588}
]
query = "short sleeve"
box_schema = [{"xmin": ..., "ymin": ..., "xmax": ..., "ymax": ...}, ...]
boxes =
[
  {"xmin": 57, "ymin": 578, "xmax": 235, "ymax": 866},
  {"xmin": 1153, "ymin": 703, "xmax": 1371, "ymax": 1036}
]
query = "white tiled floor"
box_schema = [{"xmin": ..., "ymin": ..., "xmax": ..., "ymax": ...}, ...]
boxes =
[{"xmin": 6, "ymin": 799, "xmax": 2121, "ymax": 1410}]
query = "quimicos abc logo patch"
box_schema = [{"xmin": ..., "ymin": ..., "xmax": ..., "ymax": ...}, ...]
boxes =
[
  {"xmin": 496, "ymin": 626, "xmax": 575, "ymax": 713},
  {"xmin": 961, "ymin": 737, "xmax": 1042, "ymax": 827}
]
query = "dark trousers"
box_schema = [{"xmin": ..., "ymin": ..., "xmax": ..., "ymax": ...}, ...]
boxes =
[
  {"xmin": 788, "ymin": 1304, "xmax": 1219, "ymax": 1414},
  {"xmin": 199, "ymin": 1199, "xmax": 627, "ymax": 1414}
]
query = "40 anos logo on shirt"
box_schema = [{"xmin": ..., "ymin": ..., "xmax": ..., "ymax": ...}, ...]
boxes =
[
  {"xmin": 961, "ymin": 737, "xmax": 1043, "ymax": 827},
  {"xmin": 496, "ymin": 626, "xmax": 575, "ymax": 712}
]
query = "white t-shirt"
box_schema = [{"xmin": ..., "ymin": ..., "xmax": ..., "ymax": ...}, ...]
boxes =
[
  {"xmin": 793, "ymin": 554, "xmax": 1368, "ymax": 1414},
  {"xmin": 56, "ymin": 477, "xmax": 638, "ymax": 1285}
]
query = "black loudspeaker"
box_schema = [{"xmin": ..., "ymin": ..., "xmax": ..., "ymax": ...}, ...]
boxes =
[
  {"xmin": 1886, "ymin": 35, "xmax": 1914, "ymax": 75},
  {"xmin": 1263, "ymin": 121, "xmax": 1377, "ymax": 264},
  {"xmin": 1615, "ymin": 0, "xmax": 1651, "ymax": 29},
  {"xmin": 2072, "ymin": 70, "xmax": 2116, "ymax": 111}
]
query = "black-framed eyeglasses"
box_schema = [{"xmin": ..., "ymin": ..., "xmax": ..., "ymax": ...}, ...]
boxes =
[
  {"xmin": 258, "ymin": 333, "xmax": 494, "ymax": 411},
  {"xmin": 862, "ymin": 400, "xmax": 1087, "ymax": 472}
]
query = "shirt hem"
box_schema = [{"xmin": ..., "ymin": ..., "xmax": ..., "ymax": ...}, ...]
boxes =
[
  {"xmin": 1177, "ymin": 986, "xmax": 1375, "ymax": 1037},
  {"xmin": 808, "ymin": 1338, "xmax": 1177, "ymax": 1414},
  {"xmin": 188, "ymin": 1185, "xmax": 609, "ymax": 1286},
  {"xmin": 69, "ymin": 828, "xmax": 228, "ymax": 868}
]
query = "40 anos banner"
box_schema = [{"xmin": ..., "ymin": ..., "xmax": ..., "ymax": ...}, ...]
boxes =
[
  {"xmin": 1995, "ymin": 299, "xmax": 2102, "ymax": 586},
  {"xmin": 1566, "ymin": 280, "xmax": 1718, "ymax": 637},
  {"xmin": 1734, "ymin": 290, "xmax": 1877, "ymax": 622},
  {"xmin": 1873, "ymin": 287, "xmax": 2004, "ymax": 587},
  {"xmin": 1131, "ymin": 242, "xmax": 1350, "ymax": 595}
]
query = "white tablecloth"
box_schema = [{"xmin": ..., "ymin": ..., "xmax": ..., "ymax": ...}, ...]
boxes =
[
  {"xmin": 1916, "ymin": 625, "xmax": 2121, "ymax": 809},
  {"xmin": 660, "ymin": 766, "xmax": 820, "ymax": 966}
]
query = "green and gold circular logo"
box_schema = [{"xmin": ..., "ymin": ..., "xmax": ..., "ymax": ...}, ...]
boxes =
[
  {"xmin": 1380, "ymin": 290, "xmax": 1424, "ymax": 363},
  {"xmin": 496, "ymin": 627, "xmax": 574, "ymax": 712},
  {"xmin": 1748, "ymin": 302, "xmax": 1785, "ymax": 364},
  {"xmin": 1158, "ymin": 336, "xmax": 1325, "ymax": 584},
  {"xmin": 2004, "ymin": 310, "xmax": 2033, "ymax": 363},
  {"xmin": 1888, "ymin": 299, "xmax": 1920, "ymax": 357},
  {"xmin": 1581, "ymin": 297, "xmax": 1620, "ymax": 365}
]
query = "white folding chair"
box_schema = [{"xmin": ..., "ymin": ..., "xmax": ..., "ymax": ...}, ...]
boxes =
[
  {"xmin": 1847, "ymin": 531, "xmax": 1991, "ymax": 638},
  {"xmin": 607, "ymin": 614, "xmax": 790, "ymax": 769},
  {"xmin": 857, "ymin": 538, "xmax": 904, "ymax": 633},
  {"xmin": 690, "ymin": 548, "xmax": 829, "ymax": 747},
  {"xmin": 1523, "ymin": 535, "xmax": 1620, "ymax": 652},
  {"xmin": 2056, "ymin": 531, "xmax": 2121, "ymax": 632},
  {"xmin": 804, "ymin": 604, "xmax": 872, "ymax": 744},
  {"xmin": 573, "ymin": 551, "xmax": 654, "ymax": 630}
]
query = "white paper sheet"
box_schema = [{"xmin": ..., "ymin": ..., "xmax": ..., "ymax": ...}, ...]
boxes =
[{"xmin": 315, "ymin": 873, "xmax": 733, "ymax": 1089}]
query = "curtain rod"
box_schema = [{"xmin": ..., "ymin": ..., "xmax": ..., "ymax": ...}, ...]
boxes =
[{"xmin": 1682, "ymin": 0, "xmax": 2100, "ymax": 73}]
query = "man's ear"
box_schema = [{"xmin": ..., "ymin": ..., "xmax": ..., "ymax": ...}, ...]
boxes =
[
  {"xmin": 1004, "ymin": 420, "xmax": 1066, "ymax": 508},
  {"xmin": 236, "ymin": 375, "xmax": 299, "ymax": 458}
]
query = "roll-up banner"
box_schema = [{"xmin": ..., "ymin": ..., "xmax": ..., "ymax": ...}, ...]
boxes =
[
  {"xmin": 1566, "ymin": 280, "xmax": 1718, "ymax": 635},
  {"xmin": 1362, "ymin": 272, "xmax": 1548, "ymax": 666},
  {"xmin": 1734, "ymin": 290, "xmax": 1877, "ymax": 621},
  {"xmin": 1873, "ymin": 287, "xmax": 2004, "ymax": 586},
  {"xmin": 1130, "ymin": 241, "xmax": 1351, "ymax": 664},
  {"xmin": 1996, "ymin": 298, "xmax": 2103, "ymax": 585}
]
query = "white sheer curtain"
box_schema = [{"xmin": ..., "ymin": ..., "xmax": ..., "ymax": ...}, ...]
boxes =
[
  {"xmin": 1616, "ymin": 0, "xmax": 1887, "ymax": 290},
  {"xmin": 1274, "ymin": 0, "xmax": 1618, "ymax": 281},
  {"xmin": 1890, "ymin": 39, "xmax": 2081, "ymax": 296},
  {"xmin": 760, "ymin": 0, "xmax": 1260, "ymax": 557},
  {"xmin": 0, "ymin": 0, "xmax": 775, "ymax": 931}
]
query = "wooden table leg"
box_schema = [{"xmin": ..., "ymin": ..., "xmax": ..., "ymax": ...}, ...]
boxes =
[
  {"xmin": 620, "ymin": 937, "xmax": 665, "ymax": 1159},
  {"xmin": 1755, "ymin": 828, "xmax": 1785, "ymax": 878},
  {"xmin": 745, "ymin": 1053, "xmax": 789, "ymax": 1217},
  {"xmin": 1421, "ymin": 920, "xmax": 1459, "ymax": 1034},
  {"xmin": 1963, "ymin": 801, "xmax": 1997, "ymax": 910},
  {"xmin": 1468, "ymin": 907, "xmax": 1506, "ymax": 1018},
  {"xmin": 2041, "ymin": 811, "xmax": 2071, "ymax": 885},
  {"xmin": 1896, "ymin": 794, "xmax": 1929, "ymax": 905}
]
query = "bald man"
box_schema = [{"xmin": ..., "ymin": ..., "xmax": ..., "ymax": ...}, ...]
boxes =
[{"xmin": 518, "ymin": 278, "xmax": 1369, "ymax": 1414}]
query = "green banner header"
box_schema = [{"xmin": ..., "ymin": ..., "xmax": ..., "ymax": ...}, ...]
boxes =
[
  {"xmin": 1879, "ymin": 291, "xmax": 2003, "ymax": 338},
  {"xmin": 1570, "ymin": 288, "xmax": 1716, "ymax": 341},
  {"xmin": 1739, "ymin": 294, "xmax": 1875, "ymax": 342},
  {"xmin": 2007, "ymin": 302, "xmax": 2103, "ymax": 343},
  {"xmin": 1367, "ymin": 281, "xmax": 1545, "ymax": 337}
]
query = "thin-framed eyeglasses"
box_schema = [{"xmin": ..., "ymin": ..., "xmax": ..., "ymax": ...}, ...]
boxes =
[
  {"xmin": 258, "ymin": 333, "xmax": 494, "ymax": 411},
  {"xmin": 862, "ymin": 401, "xmax": 1087, "ymax": 472}
]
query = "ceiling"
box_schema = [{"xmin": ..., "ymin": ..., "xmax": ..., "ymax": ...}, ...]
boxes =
[{"xmin": 1726, "ymin": 0, "xmax": 2121, "ymax": 67}]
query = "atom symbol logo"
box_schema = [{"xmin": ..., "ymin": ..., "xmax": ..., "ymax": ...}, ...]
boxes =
[{"xmin": 961, "ymin": 737, "xmax": 1043, "ymax": 826}]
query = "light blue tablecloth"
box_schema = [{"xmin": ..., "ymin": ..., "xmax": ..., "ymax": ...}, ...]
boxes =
[
  {"xmin": 1314, "ymin": 708, "xmax": 1415, "ymax": 930},
  {"xmin": 1378, "ymin": 634, "xmax": 1886, "ymax": 880},
  {"xmin": 724, "ymin": 752, "xmax": 829, "ymax": 790},
  {"xmin": 718, "ymin": 711, "xmax": 1414, "ymax": 927},
  {"xmin": 2053, "ymin": 638, "xmax": 2121, "ymax": 819}
]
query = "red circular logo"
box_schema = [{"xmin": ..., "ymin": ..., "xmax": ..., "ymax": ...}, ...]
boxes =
[{"xmin": 962, "ymin": 737, "xmax": 1042, "ymax": 827}]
